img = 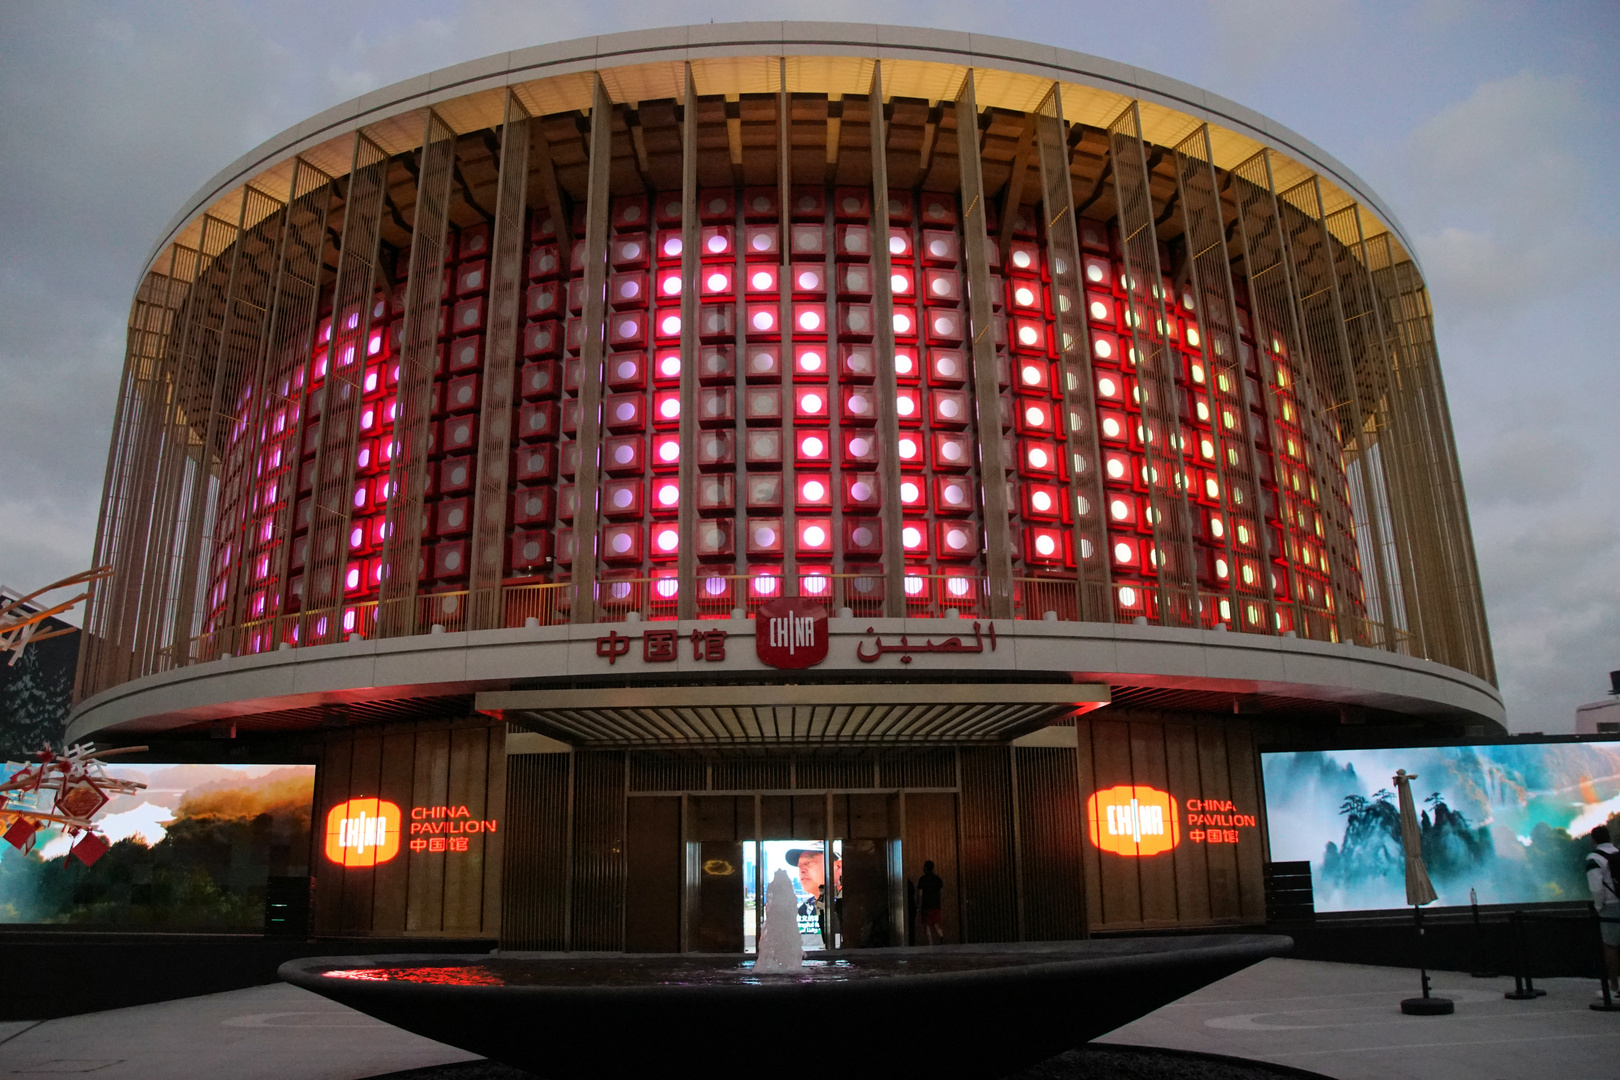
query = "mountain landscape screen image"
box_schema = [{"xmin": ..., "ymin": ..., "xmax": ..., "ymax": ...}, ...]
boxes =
[
  {"xmin": 1262, "ymin": 741, "xmax": 1620, "ymax": 912},
  {"xmin": 0, "ymin": 762, "xmax": 314, "ymax": 928}
]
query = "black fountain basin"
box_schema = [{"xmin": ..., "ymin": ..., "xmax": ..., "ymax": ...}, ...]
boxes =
[{"xmin": 281, "ymin": 934, "xmax": 1291, "ymax": 1079}]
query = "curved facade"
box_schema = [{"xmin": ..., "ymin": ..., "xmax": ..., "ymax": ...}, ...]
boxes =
[{"xmin": 69, "ymin": 25, "xmax": 1499, "ymax": 945}]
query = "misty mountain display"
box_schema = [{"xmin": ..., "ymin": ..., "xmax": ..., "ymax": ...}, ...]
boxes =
[{"xmin": 1264, "ymin": 744, "xmax": 1620, "ymax": 910}]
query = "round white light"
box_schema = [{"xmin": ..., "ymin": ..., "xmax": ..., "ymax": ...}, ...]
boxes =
[
  {"xmin": 804, "ymin": 525, "xmax": 827, "ymax": 546},
  {"xmin": 852, "ymin": 526, "xmax": 873, "ymax": 546},
  {"xmin": 1032, "ymin": 490, "xmax": 1053, "ymax": 512},
  {"xmin": 1114, "ymin": 542, "xmax": 1133, "ymax": 563},
  {"xmin": 1086, "ymin": 264, "xmax": 1104, "ymax": 283},
  {"xmin": 662, "ymin": 276, "xmax": 681, "ymax": 296},
  {"xmin": 899, "ymin": 437, "xmax": 919, "ymax": 458},
  {"xmin": 803, "ymin": 480, "xmax": 826, "ymax": 501},
  {"xmin": 657, "ymin": 530, "xmax": 678, "ymax": 551},
  {"xmin": 931, "ymin": 277, "xmax": 950, "ymax": 296},
  {"xmin": 615, "ymin": 445, "xmax": 635, "ymax": 464},
  {"xmin": 1102, "ymin": 417, "xmax": 1121, "ymax": 438},
  {"xmin": 659, "ymin": 441, "xmax": 680, "ymax": 462},
  {"xmin": 661, "ymin": 315, "xmax": 681, "ymax": 335},
  {"xmin": 755, "ymin": 527, "xmax": 777, "ymax": 547},
  {"xmin": 944, "ymin": 483, "xmax": 965, "ymax": 504},
  {"xmin": 613, "ymin": 488, "xmax": 633, "ymax": 508},
  {"xmin": 802, "ymin": 393, "xmax": 823, "ymax": 413},
  {"xmin": 897, "ymin": 395, "xmax": 915, "ymax": 417},
  {"xmin": 850, "ymin": 437, "xmax": 871, "ymax": 457},
  {"xmin": 799, "ymin": 309, "xmax": 822, "ymax": 331},
  {"xmin": 896, "ymin": 352, "xmax": 915, "ymax": 375},
  {"xmin": 1018, "ymin": 326, "xmax": 1039, "ymax": 346},
  {"xmin": 707, "ymin": 272, "xmax": 727, "ymax": 291},
  {"xmin": 903, "ymin": 526, "xmax": 923, "ymax": 547},
  {"xmin": 1028, "ymin": 447, "xmax": 1049, "ymax": 468},
  {"xmin": 752, "ymin": 310, "xmax": 774, "ymax": 330},
  {"xmin": 941, "ymin": 441, "xmax": 962, "ymax": 461},
  {"xmin": 660, "ymin": 355, "xmax": 681, "ymax": 377},
  {"xmin": 707, "ymin": 234, "xmax": 727, "ymax": 254},
  {"xmin": 616, "ymin": 402, "xmax": 635, "ymax": 421},
  {"xmin": 658, "ymin": 484, "xmax": 679, "ymax": 506},
  {"xmin": 894, "ymin": 312, "xmax": 912, "ymax": 333},
  {"xmin": 851, "ymin": 481, "xmax": 872, "ymax": 501},
  {"xmin": 1025, "ymin": 406, "xmax": 1045, "ymax": 426},
  {"xmin": 799, "ymin": 350, "xmax": 823, "ymax": 371},
  {"xmin": 801, "ymin": 435, "xmax": 824, "ymax": 456},
  {"xmin": 1012, "ymin": 250, "xmax": 1032, "ymax": 269},
  {"xmin": 1014, "ymin": 286, "xmax": 1035, "ymax": 306},
  {"xmin": 1035, "ymin": 534, "xmax": 1057, "ymax": 556},
  {"xmin": 1110, "ymin": 499, "xmax": 1129, "ymax": 520},
  {"xmin": 939, "ymin": 398, "xmax": 959, "ymax": 418},
  {"xmin": 1022, "ymin": 364, "xmax": 1043, "ymax": 385},
  {"xmin": 798, "ymin": 270, "xmax": 820, "ymax": 290},
  {"xmin": 751, "ymin": 233, "xmax": 772, "ymax": 252},
  {"xmin": 1090, "ymin": 301, "xmax": 1108, "ymax": 320},
  {"xmin": 901, "ymin": 481, "xmax": 920, "ymax": 502},
  {"xmin": 660, "ymin": 399, "xmax": 681, "ymax": 419},
  {"xmin": 1106, "ymin": 458, "xmax": 1126, "ymax": 479},
  {"xmin": 928, "ymin": 239, "xmax": 949, "ymax": 257}
]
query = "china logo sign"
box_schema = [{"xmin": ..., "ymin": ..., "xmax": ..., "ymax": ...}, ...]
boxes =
[
  {"xmin": 1086, "ymin": 785, "xmax": 1180, "ymax": 857},
  {"xmin": 755, "ymin": 597, "xmax": 828, "ymax": 669},
  {"xmin": 324, "ymin": 798, "xmax": 402, "ymax": 867}
]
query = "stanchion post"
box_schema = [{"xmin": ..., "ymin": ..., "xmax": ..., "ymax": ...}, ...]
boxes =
[
  {"xmin": 1504, "ymin": 910, "xmax": 1547, "ymax": 1000},
  {"xmin": 1590, "ymin": 901, "xmax": 1620, "ymax": 1012},
  {"xmin": 1470, "ymin": 887, "xmax": 1495, "ymax": 978}
]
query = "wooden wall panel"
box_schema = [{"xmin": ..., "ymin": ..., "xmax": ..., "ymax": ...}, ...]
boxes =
[
  {"xmin": 1128, "ymin": 723, "xmax": 1178, "ymax": 925},
  {"xmin": 570, "ymin": 750, "xmax": 626, "ymax": 950},
  {"xmin": 371, "ymin": 729, "xmax": 419, "ymax": 934},
  {"xmin": 1164, "ymin": 723, "xmax": 1212, "ymax": 925},
  {"xmin": 1224, "ymin": 723, "xmax": 1268, "ymax": 921},
  {"xmin": 1195, "ymin": 723, "xmax": 1241, "ymax": 921},
  {"xmin": 481, "ymin": 729, "xmax": 507, "ymax": 938},
  {"xmin": 1086, "ymin": 720, "xmax": 1142, "ymax": 928},
  {"xmin": 1074, "ymin": 723, "xmax": 1105, "ymax": 937},
  {"xmin": 625, "ymin": 796, "xmax": 682, "ymax": 952},
  {"xmin": 442, "ymin": 725, "xmax": 490, "ymax": 933},
  {"xmin": 1077, "ymin": 715, "xmax": 1269, "ymax": 931},
  {"xmin": 958, "ymin": 747, "xmax": 1017, "ymax": 943},
  {"xmin": 501, "ymin": 753, "xmax": 570, "ymax": 950},
  {"xmin": 1015, "ymin": 746, "xmax": 1086, "ymax": 941},
  {"xmin": 406, "ymin": 728, "xmax": 451, "ymax": 932},
  {"xmin": 902, "ymin": 792, "xmax": 960, "ymax": 944},
  {"xmin": 310, "ymin": 736, "xmax": 352, "ymax": 934}
]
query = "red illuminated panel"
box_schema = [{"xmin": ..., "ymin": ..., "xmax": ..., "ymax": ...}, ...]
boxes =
[
  {"xmin": 324, "ymin": 798, "xmax": 403, "ymax": 867},
  {"xmin": 1086, "ymin": 785, "xmax": 1180, "ymax": 857}
]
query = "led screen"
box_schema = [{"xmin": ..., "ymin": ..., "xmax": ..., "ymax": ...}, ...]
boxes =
[
  {"xmin": 1262, "ymin": 741, "xmax": 1620, "ymax": 911},
  {"xmin": 0, "ymin": 762, "xmax": 314, "ymax": 927}
]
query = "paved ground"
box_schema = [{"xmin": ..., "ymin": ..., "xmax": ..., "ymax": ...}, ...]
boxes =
[
  {"xmin": 1100, "ymin": 958, "xmax": 1620, "ymax": 1080},
  {"xmin": 1, "ymin": 958, "xmax": 1616, "ymax": 1078}
]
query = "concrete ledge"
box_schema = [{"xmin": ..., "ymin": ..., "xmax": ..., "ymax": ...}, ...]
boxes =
[{"xmin": 67, "ymin": 618, "xmax": 1505, "ymax": 741}]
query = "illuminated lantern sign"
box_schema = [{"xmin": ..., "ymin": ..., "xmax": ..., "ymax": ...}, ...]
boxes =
[
  {"xmin": 1086, "ymin": 785, "xmax": 1180, "ymax": 857},
  {"xmin": 755, "ymin": 597, "xmax": 828, "ymax": 669},
  {"xmin": 324, "ymin": 798, "xmax": 402, "ymax": 867}
]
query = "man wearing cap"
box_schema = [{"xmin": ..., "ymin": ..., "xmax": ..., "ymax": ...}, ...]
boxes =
[{"xmin": 785, "ymin": 844, "xmax": 841, "ymax": 943}]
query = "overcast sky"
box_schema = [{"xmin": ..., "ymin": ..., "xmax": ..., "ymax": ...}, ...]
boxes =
[{"xmin": 1, "ymin": 1, "xmax": 1614, "ymax": 731}]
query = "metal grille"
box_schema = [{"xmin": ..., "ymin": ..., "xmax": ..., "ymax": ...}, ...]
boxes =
[
  {"xmin": 566, "ymin": 77, "xmax": 616, "ymax": 624},
  {"xmin": 1106, "ymin": 102, "xmax": 1202, "ymax": 627},
  {"xmin": 1276, "ymin": 178, "xmax": 1367, "ymax": 641},
  {"xmin": 301, "ymin": 133, "xmax": 389, "ymax": 645},
  {"xmin": 955, "ymin": 75, "xmax": 1015, "ymax": 619},
  {"xmin": 1171, "ymin": 126, "xmax": 1272, "ymax": 634},
  {"xmin": 208, "ymin": 186, "xmax": 289, "ymax": 642},
  {"xmin": 500, "ymin": 752, "xmax": 571, "ymax": 949},
  {"xmin": 1034, "ymin": 84, "xmax": 1111, "ymax": 620},
  {"xmin": 1015, "ymin": 745, "xmax": 1086, "ymax": 940},
  {"xmin": 1230, "ymin": 150, "xmax": 1315, "ymax": 638},
  {"xmin": 258, "ymin": 162, "xmax": 337, "ymax": 636},
  {"xmin": 958, "ymin": 745, "xmax": 1018, "ymax": 942},
  {"xmin": 378, "ymin": 113, "xmax": 456, "ymax": 638},
  {"xmin": 469, "ymin": 93, "xmax": 533, "ymax": 629},
  {"xmin": 569, "ymin": 749, "xmax": 627, "ymax": 949},
  {"xmin": 879, "ymin": 749, "xmax": 956, "ymax": 789}
]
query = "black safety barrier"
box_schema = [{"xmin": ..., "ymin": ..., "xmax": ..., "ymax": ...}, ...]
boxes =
[{"xmin": 1499, "ymin": 906, "xmax": 1620, "ymax": 1010}]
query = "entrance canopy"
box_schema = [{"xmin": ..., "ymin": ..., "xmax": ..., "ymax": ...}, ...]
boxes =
[{"xmin": 476, "ymin": 682, "xmax": 1109, "ymax": 748}]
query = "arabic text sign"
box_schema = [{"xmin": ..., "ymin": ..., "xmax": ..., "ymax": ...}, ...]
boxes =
[
  {"xmin": 855, "ymin": 621, "xmax": 997, "ymax": 663},
  {"xmin": 324, "ymin": 798, "xmax": 402, "ymax": 867},
  {"xmin": 756, "ymin": 597, "xmax": 828, "ymax": 669}
]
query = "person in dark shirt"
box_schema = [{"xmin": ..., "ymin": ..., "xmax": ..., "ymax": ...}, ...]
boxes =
[{"xmin": 917, "ymin": 860, "xmax": 945, "ymax": 945}]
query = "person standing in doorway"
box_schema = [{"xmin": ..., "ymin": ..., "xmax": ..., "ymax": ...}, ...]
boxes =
[
  {"xmin": 1588, "ymin": 825, "xmax": 1620, "ymax": 995},
  {"xmin": 917, "ymin": 860, "xmax": 946, "ymax": 946}
]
